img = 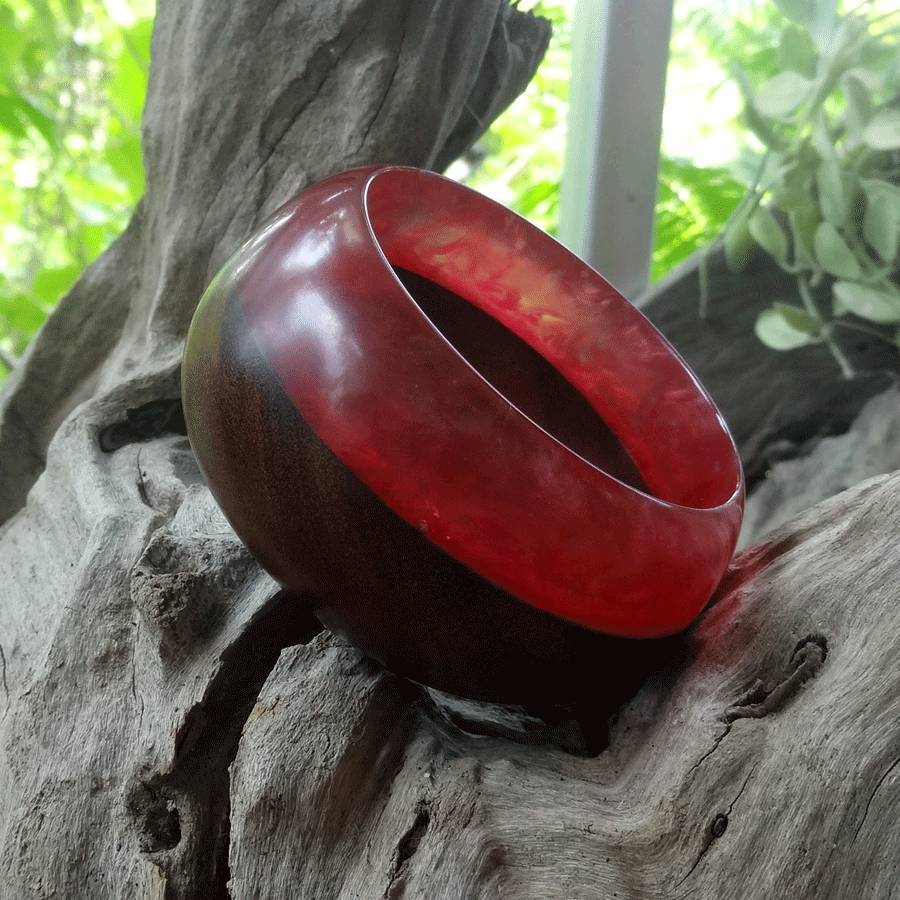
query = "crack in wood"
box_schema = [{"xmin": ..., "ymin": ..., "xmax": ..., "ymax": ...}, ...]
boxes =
[
  {"xmin": 678, "ymin": 768, "xmax": 755, "ymax": 888},
  {"xmin": 135, "ymin": 446, "xmax": 151, "ymax": 508},
  {"xmin": 0, "ymin": 641, "xmax": 8, "ymax": 704},
  {"xmin": 685, "ymin": 722, "xmax": 732, "ymax": 783},
  {"xmin": 854, "ymin": 755, "xmax": 900, "ymax": 841},
  {"xmin": 356, "ymin": 5, "xmax": 410, "ymax": 154},
  {"xmin": 683, "ymin": 633, "xmax": 829, "ymax": 849},
  {"xmin": 98, "ymin": 399, "xmax": 187, "ymax": 453},
  {"xmin": 724, "ymin": 634, "xmax": 828, "ymax": 723},
  {"xmin": 384, "ymin": 800, "xmax": 431, "ymax": 900},
  {"xmin": 257, "ymin": 0, "xmax": 379, "ymax": 158},
  {"xmin": 132, "ymin": 591, "xmax": 322, "ymax": 893}
]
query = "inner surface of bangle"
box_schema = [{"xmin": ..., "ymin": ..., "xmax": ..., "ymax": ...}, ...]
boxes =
[
  {"xmin": 391, "ymin": 265, "xmax": 648, "ymax": 493},
  {"xmin": 365, "ymin": 166, "xmax": 742, "ymax": 511}
]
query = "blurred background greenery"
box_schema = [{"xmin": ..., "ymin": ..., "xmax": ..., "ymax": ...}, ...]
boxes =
[
  {"xmin": 0, "ymin": 0, "xmax": 152, "ymax": 372},
  {"xmin": 0, "ymin": 0, "xmax": 898, "ymax": 382}
]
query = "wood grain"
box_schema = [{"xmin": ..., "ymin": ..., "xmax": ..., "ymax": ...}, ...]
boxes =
[
  {"xmin": 0, "ymin": 1, "xmax": 550, "ymax": 896},
  {"xmin": 3, "ymin": 1, "xmax": 899, "ymax": 897}
]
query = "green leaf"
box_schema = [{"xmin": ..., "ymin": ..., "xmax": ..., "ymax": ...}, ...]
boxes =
[
  {"xmin": 755, "ymin": 71, "xmax": 813, "ymax": 118},
  {"xmin": 108, "ymin": 20, "xmax": 154, "ymax": 127},
  {"xmin": 731, "ymin": 63, "xmax": 787, "ymax": 150},
  {"xmin": 61, "ymin": 0, "xmax": 80, "ymax": 27},
  {"xmin": 745, "ymin": 104, "xmax": 787, "ymax": 148},
  {"xmin": 0, "ymin": 292, "xmax": 48, "ymax": 332},
  {"xmin": 755, "ymin": 306, "xmax": 819, "ymax": 350},
  {"xmin": 32, "ymin": 264, "xmax": 80, "ymax": 306},
  {"xmin": 123, "ymin": 17, "xmax": 153, "ymax": 71},
  {"xmin": 814, "ymin": 222, "xmax": 862, "ymax": 279},
  {"xmin": 70, "ymin": 199, "xmax": 110, "ymax": 225},
  {"xmin": 0, "ymin": 3, "xmax": 25, "ymax": 78},
  {"xmin": 778, "ymin": 24, "xmax": 817, "ymax": 76},
  {"xmin": 841, "ymin": 70, "xmax": 875, "ymax": 140},
  {"xmin": 724, "ymin": 208, "xmax": 756, "ymax": 273},
  {"xmin": 653, "ymin": 157, "xmax": 746, "ymax": 279},
  {"xmin": 862, "ymin": 179, "xmax": 900, "ymax": 263},
  {"xmin": 749, "ymin": 206, "xmax": 790, "ymax": 267},
  {"xmin": 816, "ymin": 157, "xmax": 847, "ymax": 226},
  {"xmin": 842, "ymin": 66, "xmax": 883, "ymax": 95},
  {"xmin": 105, "ymin": 136, "xmax": 145, "ymax": 199},
  {"xmin": 108, "ymin": 49, "xmax": 147, "ymax": 125},
  {"xmin": 11, "ymin": 93, "xmax": 57, "ymax": 150},
  {"xmin": 811, "ymin": 112, "xmax": 834, "ymax": 160},
  {"xmin": 516, "ymin": 179, "xmax": 557, "ymax": 216},
  {"xmin": 0, "ymin": 94, "xmax": 28, "ymax": 139},
  {"xmin": 808, "ymin": 0, "xmax": 839, "ymax": 50},
  {"xmin": 758, "ymin": 152, "xmax": 793, "ymax": 192},
  {"xmin": 773, "ymin": 301, "xmax": 821, "ymax": 334},
  {"xmin": 862, "ymin": 109, "xmax": 900, "ymax": 151},
  {"xmin": 19, "ymin": 0, "xmax": 59, "ymax": 50},
  {"xmin": 772, "ymin": 0, "xmax": 811, "ymax": 28},
  {"xmin": 0, "ymin": 92, "xmax": 57, "ymax": 148},
  {"xmin": 788, "ymin": 201, "xmax": 820, "ymax": 265},
  {"xmin": 77, "ymin": 223, "xmax": 112, "ymax": 262},
  {"xmin": 833, "ymin": 281, "xmax": 900, "ymax": 323}
]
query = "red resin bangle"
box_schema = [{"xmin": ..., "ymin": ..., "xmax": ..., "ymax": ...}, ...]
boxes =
[{"xmin": 183, "ymin": 165, "xmax": 744, "ymax": 700}]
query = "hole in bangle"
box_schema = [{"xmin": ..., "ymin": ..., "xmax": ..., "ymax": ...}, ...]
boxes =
[{"xmin": 392, "ymin": 265, "xmax": 648, "ymax": 493}]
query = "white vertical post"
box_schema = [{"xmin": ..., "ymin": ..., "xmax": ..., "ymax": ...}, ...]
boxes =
[{"xmin": 558, "ymin": 0, "xmax": 675, "ymax": 300}]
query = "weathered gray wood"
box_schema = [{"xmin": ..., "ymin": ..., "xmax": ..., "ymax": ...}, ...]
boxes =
[
  {"xmin": 740, "ymin": 384, "xmax": 900, "ymax": 547},
  {"xmin": 232, "ymin": 474, "xmax": 900, "ymax": 899},
  {"xmin": 0, "ymin": 0, "xmax": 550, "ymax": 526},
  {"xmin": 0, "ymin": 1, "xmax": 549, "ymax": 896},
  {"xmin": 3, "ymin": 0, "xmax": 900, "ymax": 896}
]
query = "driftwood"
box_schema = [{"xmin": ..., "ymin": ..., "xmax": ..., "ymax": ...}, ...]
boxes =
[
  {"xmin": 739, "ymin": 384, "xmax": 900, "ymax": 547},
  {"xmin": 2, "ymin": 1, "xmax": 900, "ymax": 898}
]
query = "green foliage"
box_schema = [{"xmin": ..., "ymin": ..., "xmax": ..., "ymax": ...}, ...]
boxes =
[
  {"xmin": 7, "ymin": 0, "xmax": 896, "ymax": 387},
  {"xmin": 457, "ymin": 0, "xmax": 571, "ymax": 236},
  {"xmin": 755, "ymin": 301, "xmax": 822, "ymax": 348},
  {"xmin": 653, "ymin": 157, "xmax": 747, "ymax": 281},
  {"xmin": 462, "ymin": 0, "xmax": 761, "ymax": 284},
  {"xmin": 713, "ymin": 0, "xmax": 900, "ymax": 374},
  {"xmin": 0, "ymin": 0, "xmax": 152, "ymax": 374}
]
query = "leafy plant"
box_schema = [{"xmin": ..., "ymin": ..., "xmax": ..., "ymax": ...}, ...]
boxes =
[
  {"xmin": 713, "ymin": 0, "xmax": 900, "ymax": 375},
  {"xmin": 463, "ymin": 0, "xmax": 758, "ymax": 284},
  {"xmin": 653, "ymin": 157, "xmax": 747, "ymax": 281},
  {"xmin": 0, "ymin": 0, "xmax": 152, "ymax": 377}
]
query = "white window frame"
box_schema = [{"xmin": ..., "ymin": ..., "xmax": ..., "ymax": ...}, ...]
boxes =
[{"xmin": 558, "ymin": 0, "xmax": 675, "ymax": 301}]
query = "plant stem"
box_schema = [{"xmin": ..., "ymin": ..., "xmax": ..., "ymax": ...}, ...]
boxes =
[
  {"xmin": 701, "ymin": 152, "xmax": 769, "ymax": 317},
  {"xmin": 798, "ymin": 273, "xmax": 857, "ymax": 377},
  {"xmin": 825, "ymin": 329, "xmax": 857, "ymax": 379},
  {"xmin": 698, "ymin": 251, "xmax": 711, "ymax": 319},
  {"xmin": 796, "ymin": 272, "xmax": 822, "ymax": 320},
  {"xmin": 0, "ymin": 346, "xmax": 18, "ymax": 372}
]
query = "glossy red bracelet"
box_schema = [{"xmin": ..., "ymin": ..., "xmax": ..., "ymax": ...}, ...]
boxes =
[{"xmin": 183, "ymin": 165, "xmax": 744, "ymax": 701}]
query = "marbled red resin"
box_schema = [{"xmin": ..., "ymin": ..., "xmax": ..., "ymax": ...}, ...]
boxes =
[{"xmin": 182, "ymin": 166, "xmax": 744, "ymax": 701}]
